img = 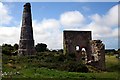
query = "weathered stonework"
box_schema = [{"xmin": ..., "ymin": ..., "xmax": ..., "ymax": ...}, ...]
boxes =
[
  {"xmin": 90, "ymin": 40, "xmax": 105, "ymax": 70},
  {"xmin": 63, "ymin": 31, "xmax": 92, "ymax": 61},
  {"xmin": 18, "ymin": 3, "xmax": 36, "ymax": 56},
  {"xmin": 63, "ymin": 31, "xmax": 105, "ymax": 70}
]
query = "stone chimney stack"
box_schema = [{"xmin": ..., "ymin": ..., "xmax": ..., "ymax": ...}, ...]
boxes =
[{"xmin": 18, "ymin": 3, "xmax": 36, "ymax": 56}]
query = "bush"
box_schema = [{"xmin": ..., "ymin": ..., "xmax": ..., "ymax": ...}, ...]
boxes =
[
  {"xmin": 64, "ymin": 61, "xmax": 89, "ymax": 72},
  {"xmin": 66, "ymin": 53, "xmax": 76, "ymax": 61},
  {"xmin": 57, "ymin": 54, "xmax": 66, "ymax": 62},
  {"xmin": 35, "ymin": 43, "xmax": 47, "ymax": 52},
  {"xmin": 2, "ymin": 44, "xmax": 18, "ymax": 56},
  {"xmin": 2, "ymin": 44, "xmax": 13, "ymax": 55}
]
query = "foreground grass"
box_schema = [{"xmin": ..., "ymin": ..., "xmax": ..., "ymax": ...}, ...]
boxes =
[
  {"xmin": 2, "ymin": 54, "xmax": 120, "ymax": 79},
  {"xmin": 2, "ymin": 67, "xmax": 119, "ymax": 79}
]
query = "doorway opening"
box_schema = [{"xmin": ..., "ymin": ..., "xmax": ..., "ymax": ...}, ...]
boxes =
[{"xmin": 81, "ymin": 48, "xmax": 87, "ymax": 64}]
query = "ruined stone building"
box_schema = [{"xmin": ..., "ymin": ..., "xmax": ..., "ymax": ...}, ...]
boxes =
[
  {"xmin": 18, "ymin": 3, "xmax": 36, "ymax": 55},
  {"xmin": 18, "ymin": 2, "xmax": 105, "ymax": 70},
  {"xmin": 63, "ymin": 31, "xmax": 105, "ymax": 70},
  {"xmin": 90, "ymin": 40, "xmax": 105, "ymax": 70}
]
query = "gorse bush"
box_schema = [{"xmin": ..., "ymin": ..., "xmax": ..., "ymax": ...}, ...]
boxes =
[
  {"xmin": 63, "ymin": 61, "xmax": 89, "ymax": 72},
  {"xmin": 2, "ymin": 44, "xmax": 19, "ymax": 55},
  {"xmin": 66, "ymin": 53, "xmax": 76, "ymax": 61},
  {"xmin": 3, "ymin": 51, "xmax": 89, "ymax": 73}
]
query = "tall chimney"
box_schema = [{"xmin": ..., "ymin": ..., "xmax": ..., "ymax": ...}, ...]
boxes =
[{"xmin": 18, "ymin": 3, "xmax": 36, "ymax": 56}]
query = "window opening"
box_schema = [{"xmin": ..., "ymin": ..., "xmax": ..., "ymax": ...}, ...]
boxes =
[{"xmin": 76, "ymin": 45, "xmax": 80, "ymax": 51}]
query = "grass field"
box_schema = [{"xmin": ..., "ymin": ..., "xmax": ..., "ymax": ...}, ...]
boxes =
[
  {"xmin": 2, "ymin": 54, "xmax": 120, "ymax": 80},
  {"xmin": 105, "ymin": 55, "xmax": 120, "ymax": 72},
  {"xmin": 2, "ymin": 67, "xmax": 119, "ymax": 80},
  {"xmin": 3, "ymin": 67, "xmax": 119, "ymax": 79}
]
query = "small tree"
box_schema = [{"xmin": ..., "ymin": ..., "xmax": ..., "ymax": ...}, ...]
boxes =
[
  {"xmin": 13, "ymin": 43, "xmax": 19, "ymax": 51},
  {"xmin": 2, "ymin": 44, "xmax": 14, "ymax": 55},
  {"xmin": 35, "ymin": 43, "xmax": 47, "ymax": 52}
]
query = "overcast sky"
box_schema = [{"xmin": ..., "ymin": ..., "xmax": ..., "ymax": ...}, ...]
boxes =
[{"xmin": 0, "ymin": 2, "xmax": 119, "ymax": 49}]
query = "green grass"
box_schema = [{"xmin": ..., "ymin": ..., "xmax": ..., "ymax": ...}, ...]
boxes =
[
  {"xmin": 105, "ymin": 55, "xmax": 120, "ymax": 72},
  {"xmin": 2, "ymin": 67, "xmax": 119, "ymax": 79},
  {"xmin": 20, "ymin": 68, "xmax": 119, "ymax": 79},
  {"xmin": 2, "ymin": 54, "xmax": 120, "ymax": 79}
]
